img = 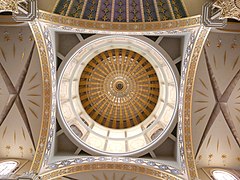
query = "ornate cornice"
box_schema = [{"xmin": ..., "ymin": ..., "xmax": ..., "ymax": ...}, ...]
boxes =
[
  {"xmin": 213, "ymin": 0, "xmax": 240, "ymax": 21},
  {"xmin": 181, "ymin": 26, "xmax": 211, "ymax": 179},
  {"xmin": 0, "ymin": 0, "xmax": 18, "ymax": 13},
  {"xmin": 0, "ymin": 0, "xmax": 37, "ymax": 21},
  {"xmin": 40, "ymin": 162, "xmax": 182, "ymax": 180},
  {"xmin": 38, "ymin": 10, "xmax": 201, "ymax": 33},
  {"xmin": 46, "ymin": 157, "xmax": 183, "ymax": 177},
  {"xmin": 28, "ymin": 20, "xmax": 52, "ymax": 174}
]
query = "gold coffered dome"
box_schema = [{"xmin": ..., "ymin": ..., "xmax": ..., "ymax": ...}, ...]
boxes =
[
  {"xmin": 79, "ymin": 49, "xmax": 160, "ymax": 129},
  {"xmin": 58, "ymin": 36, "xmax": 178, "ymax": 156}
]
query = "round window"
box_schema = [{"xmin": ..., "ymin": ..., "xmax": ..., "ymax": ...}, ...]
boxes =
[
  {"xmin": 0, "ymin": 161, "xmax": 18, "ymax": 177},
  {"xmin": 212, "ymin": 170, "xmax": 238, "ymax": 180}
]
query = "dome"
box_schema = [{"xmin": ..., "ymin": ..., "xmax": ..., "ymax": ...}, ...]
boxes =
[
  {"xmin": 79, "ymin": 48, "xmax": 160, "ymax": 129},
  {"xmin": 57, "ymin": 35, "xmax": 178, "ymax": 156},
  {"xmin": 53, "ymin": 0, "xmax": 188, "ymax": 22}
]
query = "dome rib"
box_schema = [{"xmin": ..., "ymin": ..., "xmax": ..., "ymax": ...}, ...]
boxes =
[{"xmin": 53, "ymin": 0, "xmax": 188, "ymax": 22}]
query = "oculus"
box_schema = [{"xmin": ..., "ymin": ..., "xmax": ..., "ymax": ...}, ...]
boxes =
[
  {"xmin": 79, "ymin": 49, "xmax": 160, "ymax": 129},
  {"xmin": 57, "ymin": 36, "xmax": 178, "ymax": 156},
  {"xmin": 212, "ymin": 170, "xmax": 238, "ymax": 180}
]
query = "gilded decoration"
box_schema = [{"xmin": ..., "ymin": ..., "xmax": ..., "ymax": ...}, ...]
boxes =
[
  {"xmin": 0, "ymin": 0, "xmax": 18, "ymax": 13},
  {"xmin": 0, "ymin": 0, "xmax": 237, "ymax": 179},
  {"xmin": 213, "ymin": 0, "xmax": 240, "ymax": 20},
  {"xmin": 57, "ymin": 35, "xmax": 178, "ymax": 156},
  {"xmin": 79, "ymin": 49, "xmax": 160, "ymax": 129},
  {"xmin": 182, "ymin": 26, "xmax": 211, "ymax": 179},
  {"xmin": 40, "ymin": 163, "xmax": 182, "ymax": 180},
  {"xmin": 28, "ymin": 21, "xmax": 52, "ymax": 173},
  {"xmin": 2, "ymin": 6, "xmax": 208, "ymax": 180},
  {"xmin": 25, "ymin": 21, "xmax": 185, "ymax": 178},
  {"xmin": 28, "ymin": 22, "xmax": 201, "ymax": 179},
  {"xmin": 26, "ymin": 18, "xmax": 204, "ymax": 179},
  {"xmin": 0, "ymin": 0, "xmax": 37, "ymax": 21},
  {"xmin": 53, "ymin": 0, "xmax": 188, "ymax": 22},
  {"xmin": 38, "ymin": 10, "xmax": 201, "ymax": 33},
  {"xmin": 177, "ymin": 29, "xmax": 198, "ymax": 176},
  {"xmin": 46, "ymin": 157, "xmax": 183, "ymax": 176}
]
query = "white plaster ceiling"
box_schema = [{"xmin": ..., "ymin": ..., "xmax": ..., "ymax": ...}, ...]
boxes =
[
  {"xmin": 0, "ymin": 27, "xmax": 43, "ymax": 160},
  {"xmin": 192, "ymin": 32, "xmax": 240, "ymax": 169}
]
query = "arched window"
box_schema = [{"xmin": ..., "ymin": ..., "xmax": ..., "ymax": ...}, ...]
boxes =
[
  {"xmin": 212, "ymin": 170, "xmax": 238, "ymax": 180},
  {"xmin": 0, "ymin": 161, "xmax": 18, "ymax": 177}
]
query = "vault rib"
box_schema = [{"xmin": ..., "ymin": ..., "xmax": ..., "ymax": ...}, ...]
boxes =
[
  {"xmin": 220, "ymin": 103, "xmax": 240, "ymax": 147},
  {"xmin": 196, "ymin": 47, "xmax": 240, "ymax": 157}
]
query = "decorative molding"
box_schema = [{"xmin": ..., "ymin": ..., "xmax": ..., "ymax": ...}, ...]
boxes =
[
  {"xmin": 27, "ymin": 17, "xmax": 208, "ymax": 180},
  {"xmin": 42, "ymin": 23, "xmax": 196, "ymax": 171},
  {"xmin": 17, "ymin": 171, "xmax": 40, "ymax": 180},
  {"xmin": 178, "ymin": 29, "xmax": 198, "ymax": 175},
  {"xmin": 214, "ymin": 0, "xmax": 240, "ymax": 21},
  {"xmin": 181, "ymin": 26, "xmax": 211, "ymax": 179},
  {"xmin": 202, "ymin": 2, "xmax": 227, "ymax": 27},
  {"xmin": 0, "ymin": 0, "xmax": 37, "ymax": 22},
  {"xmin": 28, "ymin": 21, "xmax": 52, "ymax": 174},
  {"xmin": 38, "ymin": 10, "xmax": 201, "ymax": 34},
  {"xmin": 41, "ymin": 162, "xmax": 182, "ymax": 180},
  {"xmin": 202, "ymin": 0, "xmax": 240, "ymax": 27},
  {"xmin": 13, "ymin": 0, "xmax": 37, "ymax": 22},
  {"xmin": 40, "ymin": 25, "xmax": 57, "ymax": 167},
  {"xmin": 46, "ymin": 157, "xmax": 183, "ymax": 176},
  {"xmin": 29, "ymin": 22, "xmax": 200, "ymax": 179},
  {"xmin": 0, "ymin": 0, "xmax": 18, "ymax": 13}
]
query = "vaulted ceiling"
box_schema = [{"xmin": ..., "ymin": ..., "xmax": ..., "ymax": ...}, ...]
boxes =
[
  {"xmin": 0, "ymin": 26, "xmax": 42, "ymax": 160},
  {"xmin": 192, "ymin": 32, "xmax": 240, "ymax": 169},
  {"xmin": 52, "ymin": 0, "xmax": 188, "ymax": 22},
  {"xmin": 0, "ymin": 0, "xmax": 240, "ymax": 179},
  {"xmin": 38, "ymin": 0, "xmax": 208, "ymax": 19}
]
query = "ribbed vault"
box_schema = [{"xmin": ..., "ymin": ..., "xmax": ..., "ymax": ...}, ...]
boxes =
[{"xmin": 53, "ymin": 0, "xmax": 188, "ymax": 22}]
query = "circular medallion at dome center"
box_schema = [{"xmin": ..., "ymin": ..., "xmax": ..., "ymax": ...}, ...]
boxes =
[{"xmin": 79, "ymin": 49, "xmax": 160, "ymax": 129}]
